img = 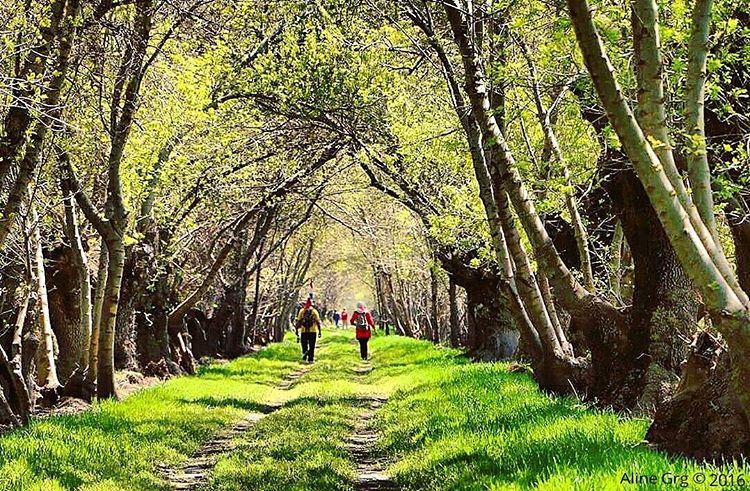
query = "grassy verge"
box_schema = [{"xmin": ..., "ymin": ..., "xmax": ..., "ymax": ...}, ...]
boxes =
[
  {"xmin": 0, "ymin": 341, "xmax": 301, "ymax": 491},
  {"xmin": 3, "ymin": 328, "xmax": 749, "ymax": 490},
  {"xmin": 366, "ymin": 336, "xmax": 749, "ymax": 490}
]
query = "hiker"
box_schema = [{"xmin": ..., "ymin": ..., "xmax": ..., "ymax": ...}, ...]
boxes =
[
  {"xmin": 351, "ymin": 301, "xmax": 374, "ymax": 360},
  {"xmin": 341, "ymin": 308, "xmax": 349, "ymax": 326},
  {"xmin": 295, "ymin": 298, "xmax": 322, "ymax": 363},
  {"xmin": 332, "ymin": 310, "xmax": 341, "ymax": 328}
]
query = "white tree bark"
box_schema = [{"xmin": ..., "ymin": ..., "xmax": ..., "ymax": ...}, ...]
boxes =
[{"xmin": 32, "ymin": 208, "xmax": 60, "ymax": 389}]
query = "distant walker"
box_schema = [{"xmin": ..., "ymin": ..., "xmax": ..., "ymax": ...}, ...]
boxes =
[
  {"xmin": 295, "ymin": 298, "xmax": 322, "ymax": 363},
  {"xmin": 351, "ymin": 301, "xmax": 375, "ymax": 360}
]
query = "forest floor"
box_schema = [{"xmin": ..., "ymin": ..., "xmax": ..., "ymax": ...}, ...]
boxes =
[
  {"xmin": 0, "ymin": 329, "xmax": 748, "ymax": 490},
  {"xmin": 34, "ymin": 371, "xmax": 163, "ymax": 419}
]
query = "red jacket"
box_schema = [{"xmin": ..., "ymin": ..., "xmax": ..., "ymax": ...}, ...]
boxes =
[{"xmin": 351, "ymin": 310, "xmax": 374, "ymax": 339}]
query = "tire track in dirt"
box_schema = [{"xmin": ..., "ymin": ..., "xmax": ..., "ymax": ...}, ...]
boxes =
[
  {"xmin": 348, "ymin": 362, "xmax": 398, "ymax": 491},
  {"xmin": 159, "ymin": 364, "xmax": 311, "ymax": 490}
]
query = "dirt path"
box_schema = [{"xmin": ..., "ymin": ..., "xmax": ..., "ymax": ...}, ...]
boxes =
[
  {"xmin": 348, "ymin": 362, "xmax": 398, "ymax": 491},
  {"xmin": 159, "ymin": 364, "xmax": 311, "ymax": 490}
]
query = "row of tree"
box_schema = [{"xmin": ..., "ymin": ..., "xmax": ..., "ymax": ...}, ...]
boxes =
[{"xmin": 0, "ymin": 0, "xmax": 749, "ymax": 462}]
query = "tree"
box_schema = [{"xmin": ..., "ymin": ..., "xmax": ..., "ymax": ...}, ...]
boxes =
[{"xmin": 567, "ymin": 0, "xmax": 750, "ymax": 458}]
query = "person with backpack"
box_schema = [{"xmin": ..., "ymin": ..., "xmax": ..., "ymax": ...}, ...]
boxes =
[
  {"xmin": 350, "ymin": 301, "xmax": 374, "ymax": 360},
  {"xmin": 294, "ymin": 298, "xmax": 322, "ymax": 363}
]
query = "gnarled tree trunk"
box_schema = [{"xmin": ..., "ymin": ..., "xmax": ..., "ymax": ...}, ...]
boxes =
[
  {"xmin": 45, "ymin": 245, "xmax": 87, "ymax": 383},
  {"xmin": 600, "ymin": 161, "xmax": 699, "ymax": 410},
  {"xmin": 568, "ymin": 0, "xmax": 750, "ymax": 459},
  {"xmin": 439, "ymin": 249, "xmax": 519, "ymax": 359}
]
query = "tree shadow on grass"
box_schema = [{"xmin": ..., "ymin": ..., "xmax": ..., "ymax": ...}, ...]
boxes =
[
  {"xmin": 196, "ymin": 358, "xmax": 304, "ymax": 387},
  {"xmin": 380, "ymin": 396, "xmax": 582, "ymax": 457},
  {"xmin": 179, "ymin": 397, "xmax": 281, "ymax": 413},
  {"xmin": 0, "ymin": 392, "xmax": 250, "ymax": 490},
  {"xmin": 392, "ymin": 424, "xmax": 663, "ymax": 490},
  {"xmin": 215, "ymin": 455, "xmax": 355, "ymax": 491},
  {"xmin": 281, "ymin": 394, "xmax": 380, "ymax": 409},
  {"xmin": 376, "ymin": 363, "xmax": 680, "ymax": 490},
  {"xmin": 209, "ymin": 394, "xmax": 360, "ymax": 491}
]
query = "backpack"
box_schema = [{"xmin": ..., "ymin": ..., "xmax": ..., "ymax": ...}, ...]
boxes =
[
  {"xmin": 355, "ymin": 311, "xmax": 369, "ymax": 330},
  {"xmin": 301, "ymin": 309, "xmax": 314, "ymax": 329}
]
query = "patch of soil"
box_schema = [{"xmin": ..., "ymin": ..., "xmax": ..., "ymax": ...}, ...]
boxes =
[
  {"xmin": 116, "ymin": 370, "xmax": 162, "ymax": 398},
  {"xmin": 35, "ymin": 396, "xmax": 92, "ymax": 418},
  {"xmin": 348, "ymin": 362, "xmax": 398, "ymax": 491},
  {"xmin": 34, "ymin": 369, "xmax": 163, "ymax": 419}
]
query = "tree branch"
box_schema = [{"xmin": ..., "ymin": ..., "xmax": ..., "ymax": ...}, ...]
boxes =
[{"xmin": 684, "ymin": 0, "xmax": 718, "ymax": 244}]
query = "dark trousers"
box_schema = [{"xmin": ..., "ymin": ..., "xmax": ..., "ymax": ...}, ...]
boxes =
[
  {"xmin": 358, "ymin": 338, "xmax": 369, "ymax": 360},
  {"xmin": 301, "ymin": 332, "xmax": 317, "ymax": 361}
]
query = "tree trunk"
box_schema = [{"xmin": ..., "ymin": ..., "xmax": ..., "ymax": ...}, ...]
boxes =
[
  {"xmin": 32, "ymin": 213, "xmax": 60, "ymax": 390},
  {"xmin": 569, "ymin": 85, "xmax": 701, "ymax": 411},
  {"xmin": 597, "ymin": 157, "xmax": 700, "ymax": 410},
  {"xmin": 0, "ymin": 295, "xmax": 32, "ymax": 426},
  {"xmin": 225, "ymin": 230, "xmax": 252, "ymax": 357},
  {"xmin": 609, "ymin": 220, "xmax": 625, "ymax": 302},
  {"xmin": 45, "ymin": 245, "xmax": 86, "ymax": 383},
  {"xmin": 0, "ymin": 345, "xmax": 27, "ymax": 427},
  {"xmin": 443, "ymin": 0, "xmax": 597, "ymax": 395},
  {"xmin": 85, "ymin": 246, "xmax": 107, "ymax": 390},
  {"xmin": 407, "ymin": 7, "xmax": 531, "ymax": 355},
  {"xmin": 439, "ymin": 250, "xmax": 519, "ymax": 359},
  {"xmin": 646, "ymin": 333, "xmax": 750, "ymax": 460},
  {"xmin": 568, "ymin": 0, "xmax": 750, "ymax": 458},
  {"xmin": 97, "ymin": 237, "xmax": 125, "ymax": 399},
  {"xmin": 464, "ymin": 283, "xmax": 519, "ymax": 360},
  {"xmin": 114, "ymin": 242, "xmax": 152, "ymax": 371},
  {"xmin": 519, "ymin": 38, "xmax": 596, "ymax": 291},
  {"xmin": 429, "ymin": 268, "xmax": 440, "ymax": 343},
  {"xmin": 134, "ymin": 226, "xmax": 181, "ymax": 377},
  {"xmin": 729, "ymin": 215, "xmax": 750, "ymax": 294},
  {"xmin": 384, "ymin": 269, "xmax": 411, "ymax": 337},
  {"xmin": 62, "ymin": 183, "xmax": 93, "ymax": 372},
  {"xmin": 247, "ymin": 240, "xmax": 265, "ymax": 346},
  {"xmin": 448, "ymin": 277, "xmax": 461, "ymax": 348}
]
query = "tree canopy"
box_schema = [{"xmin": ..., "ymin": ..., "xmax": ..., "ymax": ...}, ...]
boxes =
[{"xmin": 0, "ymin": 0, "xmax": 749, "ymax": 464}]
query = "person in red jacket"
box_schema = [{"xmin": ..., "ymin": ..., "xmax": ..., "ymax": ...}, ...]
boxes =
[
  {"xmin": 350, "ymin": 301, "xmax": 374, "ymax": 360},
  {"xmin": 341, "ymin": 308, "xmax": 349, "ymax": 326}
]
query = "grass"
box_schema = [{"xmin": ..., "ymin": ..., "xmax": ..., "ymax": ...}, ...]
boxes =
[
  {"xmin": 0, "ymin": 341, "xmax": 302, "ymax": 491},
  {"xmin": 204, "ymin": 329, "xmax": 456, "ymax": 490},
  {"xmin": 2, "ymin": 328, "xmax": 749, "ymax": 490},
  {"xmin": 206, "ymin": 330, "xmax": 369, "ymax": 491},
  {"xmin": 364, "ymin": 336, "xmax": 750, "ymax": 490}
]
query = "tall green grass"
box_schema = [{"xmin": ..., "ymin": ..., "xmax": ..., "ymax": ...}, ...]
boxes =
[
  {"xmin": 206, "ymin": 330, "xmax": 367, "ymax": 491},
  {"xmin": 0, "ymin": 342, "xmax": 301, "ymax": 490},
  {"xmin": 365, "ymin": 336, "xmax": 750, "ymax": 490},
  {"xmin": 206, "ymin": 330, "xmax": 475, "ymax": 491},
  {"xmin": 2, "ymin": 328, "xmax": 749, "ymax": 490}
]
